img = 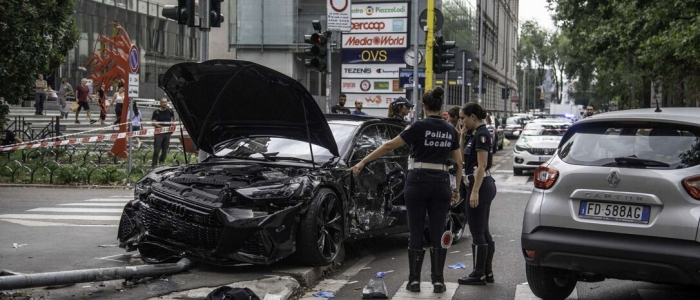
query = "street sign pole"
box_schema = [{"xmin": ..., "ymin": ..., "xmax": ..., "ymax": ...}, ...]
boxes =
[
  {"xmin": 425, "ymin": 0, "xmax": 435, "ymax": 92},
  {"xmin": 461, "ymin": 51, "xmax": 466, "ymax": 106},
  {"xmin": 478, "ymin": 0, "xmax": 484, "ymax": 104},
  {"xmin": 198, "ymin": 0, "xmax": 210, "ymax": 163},
  {"xmin": 412, "ymin": 0, "xmax": 419, "ymax": 123}
]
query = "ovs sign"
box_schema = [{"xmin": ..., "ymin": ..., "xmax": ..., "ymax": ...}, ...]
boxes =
[{"xmin": 342, "ymin": 48, "xmax": 405, "ymax": 64}]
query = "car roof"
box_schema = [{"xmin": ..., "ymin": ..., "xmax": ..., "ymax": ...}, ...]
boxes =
[{"xmin": 578, "ymin": 108, "xmax": 700, "ymax": 125}]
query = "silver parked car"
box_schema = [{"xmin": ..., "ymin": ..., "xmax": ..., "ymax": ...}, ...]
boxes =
[{"xmin": 521, "ymin": 107, "xmax": 700, "ymax": 300}]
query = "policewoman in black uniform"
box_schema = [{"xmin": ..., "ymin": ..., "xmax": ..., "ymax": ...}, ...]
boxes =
[
  {"xmin": 349, "ymin": 87, "xmax": 462, "ymax": 294},
  {"xmin": 457, "ymin": 103, "xmax": 498, "ymax": 286}
]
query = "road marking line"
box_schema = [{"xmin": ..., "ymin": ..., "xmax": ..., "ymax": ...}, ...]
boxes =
[
  {"xmin": 85, "ymin": 198, "xmax": 132, "ymax": 202},
  {"xmin": 96, "ymin": 254, "xmax": 131, "ymax": 262},
  {"xmin": 60, "ymin": 203, "xmax": 127, "ymax": 207},
  {"xmin": 27, "ymin": 208, "xmax": 123, "ymax": 213},
  {"xmin": 109, "ymin": 196, "xmax": 133, "ymax": 198},
  {"xmin": 391, "ymin": 282, "xmax": 458, "ymax": 299},
  {"xmin": 499, "ymin": 189, "xmax": 533, "ymax": 194},
  {"xmin": 514, "ymin": 283, "xmax": 578, "ymax": 300},
  {"xmin": 494, "ymin": 170, "xmax": 513, "ymax": 173},
  {"xmin": 0, "ymin": 214, "xmax": 121, "ymax": 221},
  {"xmin": 0, "ymin": 219, "xmax": 118, "ymax": 227},
  {"xmin": 503, "ymin": 175, "xmax": 531, "ymax": 185},
  {"xmin": 341, "ymin": 250, "xmax": 376, "ymax": 278}
]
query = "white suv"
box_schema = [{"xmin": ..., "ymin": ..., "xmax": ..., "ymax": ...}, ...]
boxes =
[
  {"xmin": 513, "ymin": 119, "xmax": 571, "ymax": 175},
  {"xmin": 522, "ymin": 108, "xmax": 700, "ymax": 300}
]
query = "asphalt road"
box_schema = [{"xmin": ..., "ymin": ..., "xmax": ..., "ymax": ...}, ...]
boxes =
[{"xmin": 2, "ymin": 140, "xmax": 700, "ymax": 299}]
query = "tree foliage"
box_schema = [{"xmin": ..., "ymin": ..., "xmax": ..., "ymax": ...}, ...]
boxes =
[
  {"xmin": 549, "ymin": 0, "xmax": 700, "ymax": 108},
  {"xmin": 0, "ymin": 0, "xmax": 79, "ymax": 123}
]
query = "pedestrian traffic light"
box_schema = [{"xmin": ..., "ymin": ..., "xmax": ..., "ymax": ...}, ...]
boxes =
[
  {"xmin": 210, "ymin": 0, "xmax": 225, "ymax": 28},
  {"xmin": 304, "ymin": 21, "xmax": 330, "ymax": 72},
  {"xmin": 433, "ymin": 36, "xmax": 456, "ymax": 74},
  {"xmin": 162, "ymin": 0, "xmax": 195, "ymax": 27}
]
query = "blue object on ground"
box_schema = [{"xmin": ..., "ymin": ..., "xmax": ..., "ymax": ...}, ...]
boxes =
[
  {"xmin": 448, "ymin": 262, "xmax": 467, "ymax": 269},
  {"xmin": 376, "ymin": 272, "xmax": 387, "ymax": 278},
  {"xmin": 312, "ymin": 291, "xmax": 335, "ymax": 298}
]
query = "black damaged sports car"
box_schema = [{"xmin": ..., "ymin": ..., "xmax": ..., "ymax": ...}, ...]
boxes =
[{"xmin": 117, "ymin": 60, "xmax": 465, "ymax": 266}]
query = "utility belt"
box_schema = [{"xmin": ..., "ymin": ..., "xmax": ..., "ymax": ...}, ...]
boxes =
[
  {"xmin": 463, "ymin": 170, "xmax": 492, "ymax": 187},
  {"xmin": 407, "ymin": 157, "xmax": 451, "ymax": 171}
]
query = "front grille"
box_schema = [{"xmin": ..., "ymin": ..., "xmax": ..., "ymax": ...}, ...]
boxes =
[
  {"xmin": 118, "ymin": 211, "xmax": 135, "ymax": 238},
  {"xmin": 140, "ymin": 205, "xmax": 223, "ymax": 251},
  {"xmin": 239, "ymin": 231, "xmax": 269, "ymax": 257},
  {"xmin": 527, "ymin": 148, "xmax": 557, "ymax": 155}
]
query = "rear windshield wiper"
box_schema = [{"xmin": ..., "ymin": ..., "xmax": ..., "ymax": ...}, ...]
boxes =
[{"xmin": 604, "ymin": 156, "xmax": 670, "ymax": 168}]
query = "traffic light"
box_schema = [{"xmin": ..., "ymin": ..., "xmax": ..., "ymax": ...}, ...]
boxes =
[
  {"xmin": 304, "ymin": 21, "xmax": 330, "ymax": 72},
  {"xmin": 210, "ymin": 0, "xmax": 224, "ymax": 28},
  {"xmin": 162, "ymin": 0, "xmax": 195, "ymax": 27},
  {"xmin": 433, "ymin": 36, "xmax": 456, "ymax": 74}
]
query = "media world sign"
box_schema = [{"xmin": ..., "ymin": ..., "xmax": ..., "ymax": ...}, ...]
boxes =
[{"xmin": 343, "ymin": 34, "xmax": 407, "ymax": 48}]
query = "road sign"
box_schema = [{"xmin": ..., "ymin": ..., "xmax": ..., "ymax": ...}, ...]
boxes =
[
  {"xmin": 129, "ymin": 45, "xmax": 139, "ymax": 73},
  {"xmin": 327, "ymin": 0, "xmax": 352, "ymax": 32},
  {"xmin": 128, "ymin": 73, "xmax": 139, "ymax": 97},
  {"xmin": 419, "ymin": 9, "xmax": 444, "ymax": 31},
  {"xmin": 399, "ymin": 68, "xmax": 425, "ymax": 89}
]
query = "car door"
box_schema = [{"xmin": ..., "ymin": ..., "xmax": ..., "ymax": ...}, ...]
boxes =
[{"xmin": 347, "ymin": 124, "xmax": 405, "ymax": 233}]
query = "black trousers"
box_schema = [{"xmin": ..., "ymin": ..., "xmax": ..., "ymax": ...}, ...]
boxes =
[
  {"xmin": 404, "ymin": 169, "xmax": 452, "ymax": 249},
  {"xmin": 152, "ymin": 133, "xmax": 172, "ymax": 167},
  {"xmin": 114, "ymin": 103, "xmax": 123, "ymax": 124},
  {"xmin": 465, "ymin": 176, "xmax": 497, "ymax": 245},
  {"xmin": 34, "ymin": 93, "xmax": 45, "ymax": 114}
]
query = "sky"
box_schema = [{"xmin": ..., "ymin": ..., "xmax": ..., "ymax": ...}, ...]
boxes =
[{"xmin": 518, "ymin": 0, "xmax": 557, "ymax": 32}]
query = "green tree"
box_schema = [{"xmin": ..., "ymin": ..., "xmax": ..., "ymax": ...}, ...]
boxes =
[{"xmin": 0, "ymin": 0, "xmax": 79, "ymax": 123}]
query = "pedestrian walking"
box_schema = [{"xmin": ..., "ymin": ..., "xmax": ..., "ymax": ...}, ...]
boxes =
[
  {"xmin": 348, "ymin": 87, "xmax": 462, "ymax": 294},
  {"xmin": 151, "ymin": 97, "xmax": 175, "ymax": 168},
  {"xmin": 387, "ymin": 97, "xmax": 414, "ymax": 121},
  {"xmin": 97, "ymin": 83, "xmax": 109, "ymax": 124},
  {"xmin": 34, "ymin": 74, "xmax": 47, "ymax": 115},
  {"xmin": 57, "ymin": 78, "xmax": 73, "ymax": 119},
  {"xmin": 112, "ymin": 83, "xmax": 126, "ymax": 125},
  {"xmin": 457, "ymin": 103, "xmax": 497, "ymax": 286},
  {"xmin": 74, "ymin": 78, "xmax": 96, "ymax": 124},
  {"xmin": 331, "ymin": 94, "xmax": 351, "ymax": 114},
  {"xmin": 127, "ymin": 101, "xmax": 142, "ymax": 148},
  {"xmin": 351, "ymin": 100, "xmax": 367, "ymax": 115}
]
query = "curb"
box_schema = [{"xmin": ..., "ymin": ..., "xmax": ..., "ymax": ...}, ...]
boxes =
[{"xmin": 0, "ymin": 183, "xmax": 133, "ymax": 190}]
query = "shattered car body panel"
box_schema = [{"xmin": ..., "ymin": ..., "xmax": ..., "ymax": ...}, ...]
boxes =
[{"xmin": 117, "ymin": 61, "xmax": 413, "ymax": 266}]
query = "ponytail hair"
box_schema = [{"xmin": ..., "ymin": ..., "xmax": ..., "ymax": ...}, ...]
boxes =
[{"xmin": 421, "ymin": 86, "xmax": 444, "ymax": 112}]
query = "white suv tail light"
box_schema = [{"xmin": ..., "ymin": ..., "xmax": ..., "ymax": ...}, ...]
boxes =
[
  {"xmin": 534, "ymin": 165, "xmax": 559, "ymax": 189},
  {"xmin": 683, "ymin": 176, "xmax": 700, "ymax": 200}
]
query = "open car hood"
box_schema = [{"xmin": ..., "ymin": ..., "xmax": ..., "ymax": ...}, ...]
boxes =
[{"xmin": 159, "ymin": 60, "xmax": 339, "ymax": 156}]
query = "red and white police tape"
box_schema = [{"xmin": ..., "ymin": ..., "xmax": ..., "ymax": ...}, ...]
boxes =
[{"xmin": 1, "ymin": 123, "xmax": 186, "ymax": 152}]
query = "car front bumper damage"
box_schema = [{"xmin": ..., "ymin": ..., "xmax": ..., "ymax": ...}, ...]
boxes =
[{"xmin": 118, "ymin": 199, "xmax": 303, "ymax": 266}]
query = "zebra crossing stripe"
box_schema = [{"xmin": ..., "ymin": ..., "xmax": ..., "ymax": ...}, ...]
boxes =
[
  {"xmin": 27, "ymin": 208, "xmax": 123, "ymax": 213},
  {"xmin": 60, "ymin": 203, "xmax": 127, "ymax": 207},
  {"xmin": 514, "ymin": 283, "xmax": 578, "ymax": 300},
  {"xmin": 0, "ymin": 219, "xmax": 118, "ymax": 227},
  {"xmin": 85, "ymin": 199, "xmax": 132, "ymax": 202},
  {"xmin": 0, "ymin": 214, "xmax": 121, "ymax": 221}
]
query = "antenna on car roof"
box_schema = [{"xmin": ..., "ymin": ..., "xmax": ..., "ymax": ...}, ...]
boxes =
[{"xmin": 654, "ymin": 98, "xmax": 662, "ymax": 113}]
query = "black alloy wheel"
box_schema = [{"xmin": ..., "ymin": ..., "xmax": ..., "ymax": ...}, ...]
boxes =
[{"xmin": 298, "ymin": 188, "xmax": 343, "ymax": 266}]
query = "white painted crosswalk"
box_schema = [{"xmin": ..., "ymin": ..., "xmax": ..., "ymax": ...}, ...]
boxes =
[{"xmin": 0, "ymin": 196, "xmax": 132, "ymax": 227}]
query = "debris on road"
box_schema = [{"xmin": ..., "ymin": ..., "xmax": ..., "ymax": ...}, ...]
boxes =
[
  {"xmin": 312, "ymin": 291, "xmax": 335, "ymax": 298},
  {"xmin": 448, "ymin": 262, "xmax": 466, "ymax": 269},
  {"xmin": 362, "ymin": 279, "xmax": 388, "ymax": 299},
  {"xmin": 11, "ymin": 243, "xmax": 27, "ymax": 248}
]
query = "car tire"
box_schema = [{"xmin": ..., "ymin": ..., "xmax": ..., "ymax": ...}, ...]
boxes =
[
  {"xmin": 526, "ymin": 264, "xmax": 577, "ymax": 300},
  {"xmin": 514, "ymin": 168, "xmax": 524, "ymax": 176},
  {"xmin": 298, "ymin": 188, "xmax": 343, "ymax": 266}
]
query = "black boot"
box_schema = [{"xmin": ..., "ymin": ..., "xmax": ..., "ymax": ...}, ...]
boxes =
[
  {"xmin": 458, "ymin": 244, "xmax": 488, "ymax": 285},
  {"xmin": 407, "ymin": 248, "xmax": 425, "ymax": 292},
  {"xmin": 485, "ymin": 241, "xmax": 495, "ymax": 283},
  {"xmin": 430, "ymin": 247, "xmax": 447, "ymax": 293}
]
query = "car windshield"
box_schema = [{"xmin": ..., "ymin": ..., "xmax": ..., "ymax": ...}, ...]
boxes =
[
  {"xmin": 213, "ymin": 123, "xmax": 358, "ymax": 162},
  {"xmin": 506, "ymin": 117, "xmax": 521, "ymax": 125},
  {"xmin": 559, "ymin": 122, "xmax": 700, "ymax": 169},
  {"xmin": 522, "ymin": 123, "xmax": 570, "ymax": 136}
]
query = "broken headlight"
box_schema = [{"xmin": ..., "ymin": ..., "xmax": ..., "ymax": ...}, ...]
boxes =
[
  {"xmin": 237, "ymin": 183, "xmax": 301, "ymax": 199},
  {"xmin": 134, "ymin": 178, "xmax": 154, "ymax": 200}
]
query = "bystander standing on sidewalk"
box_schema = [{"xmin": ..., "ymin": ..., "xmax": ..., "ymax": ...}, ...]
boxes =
[
  {"xmin": 57, "ymin": 78, "xmax": 73, "ymax": 119},
  {"xmin": 127, "ymin": 101, "xmax": 143, "ymax": 148},
  {"xmin": 112, "ymin": 83, "xmax": 125, "ymax": 125},
  {"xmin": 97, "ymin": 83, "xmax": 109, "ymax": 125},
  {"xmin": 331, "ymin": 94, "xmax": 351, "ymax": 114},
  {"xmin": 151, "ymin": 97, "xmax": 175, "ymax": 168},
  {"xmin": 34, "ymin": 74, "xmax": 47, "ymax": 115},
  {"xmin": 74, "ymin": 78, "xmax": 96, "ymax": 124},
  {"xmin": 351, "ymin": 100, "xmax": 367, "ymax": 115}
]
